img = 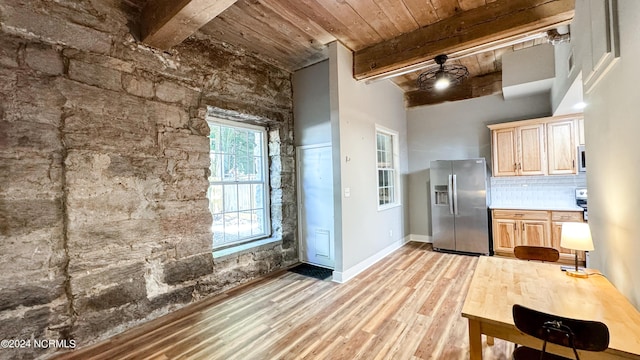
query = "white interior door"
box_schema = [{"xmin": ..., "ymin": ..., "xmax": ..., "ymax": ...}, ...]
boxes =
[{"xmin": 297, "ymin": 145, "xmax": 335, "ymax": 269}]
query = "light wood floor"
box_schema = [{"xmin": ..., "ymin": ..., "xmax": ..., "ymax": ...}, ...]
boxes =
[{"xmin": 55, "ymin": 242, "xmax": 514, "ymax": 359}]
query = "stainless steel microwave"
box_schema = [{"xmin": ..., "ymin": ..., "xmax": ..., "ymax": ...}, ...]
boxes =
[{"xmin": 578, "ymin": 145, "xmax": 586, "ymax": 172}]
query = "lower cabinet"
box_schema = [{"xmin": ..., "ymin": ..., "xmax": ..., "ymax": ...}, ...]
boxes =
[
  {"xmin": 492, "ymin": 209, "xmax": 585, "ymax": 264},
  {"xmin": 550, "ymin": 211, "xmax": 586, "ymax": 263},
  {"xmin": 492, "ymin": 210, "xmax": 551, "ymax": 256}
]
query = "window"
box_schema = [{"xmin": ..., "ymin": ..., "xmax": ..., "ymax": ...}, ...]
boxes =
[
  {"xmin": 207, "ymin": 119, "xmax": 270, "ymax": 249},
  {"xmin": 376, "ymin": 127, "xmax": 399, "ymax": 209}
]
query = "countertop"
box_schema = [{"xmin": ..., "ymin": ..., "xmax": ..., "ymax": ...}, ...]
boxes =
[{"xmin": 489, "ymin": 204, "xmax": 585, "ymax": 211}]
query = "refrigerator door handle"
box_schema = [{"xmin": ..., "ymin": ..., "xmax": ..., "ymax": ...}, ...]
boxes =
[
  {"xmin": 453, "ymin": 174, "xmax": 458, "ymax": 215},
  {"xmin": 448, "ymin": 174, "xmax": 454, "ymax": 215}
]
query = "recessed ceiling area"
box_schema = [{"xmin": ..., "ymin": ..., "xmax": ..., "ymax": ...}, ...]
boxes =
[{"xmin": 130, "ymin": 0, "xmax": 575, "ymax": 107}]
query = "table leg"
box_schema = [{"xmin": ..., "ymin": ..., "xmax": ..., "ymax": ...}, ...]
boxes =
[
  {"xmin": 486, "ymin": 336, "xmax": 494, "ymax": 346},
  {"xmin": 468, "ymin": 319, "xmax": 483, "ymax": 360}
]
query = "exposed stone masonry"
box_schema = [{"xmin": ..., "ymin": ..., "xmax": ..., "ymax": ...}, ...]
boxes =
[{"xmin": 0, "ymin": 1, "xmax": 297, "ymax": 359}]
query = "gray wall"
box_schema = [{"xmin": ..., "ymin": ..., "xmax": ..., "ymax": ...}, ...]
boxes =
[
  {"xmin": 330, "ymin": 42, "xmax": 409, "ymax": 278},
  {"xmin": 551, "ymin": 41, "xmax": 580, "ymax": 114},
  {"xmin": 406, "ymin": 93, "xmax": 551, "ymax": 237},
  {"xmin": 574, "ymin": 0, "xmax": 640, "ymax": 308},
  {"xmin": 293, "ymin": 60, "xmax": 331, "ymax": 146}
]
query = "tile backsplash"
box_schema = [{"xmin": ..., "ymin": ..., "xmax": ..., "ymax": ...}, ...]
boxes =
[{"xmin": 490, "ymin": 174, "xmax": 587, "ymax": 208}]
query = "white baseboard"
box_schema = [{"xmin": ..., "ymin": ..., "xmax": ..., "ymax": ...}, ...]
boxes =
[
  {"xmin": 408, "ymin": 234, "xmax": 432, "ymax": 243},
  {"xmin": 332, "ymin": 236, "xmax": 410, "ymax": 284}
]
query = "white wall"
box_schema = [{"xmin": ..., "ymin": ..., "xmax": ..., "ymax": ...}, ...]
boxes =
[
  {"xmin": 329, "ymin": 42, "xmax": 409, "ymax": 280},
  {"xmin": 293, "ymin": 60, "xmax": 331, "ymax": 146},
  {"xmin": 551, "ymin": 40, "xmax": 581, "ymax": 114},
  {"xmin": 574, "ymin": 0, "xmax": 640, "ymax": 308},
  {"xmin": 406, "ymin": 93, "xmax": 551, "ymax": 237},
  {"xmin": 502, "ymin": 44, "xmax": 555, "ymax": 99}
]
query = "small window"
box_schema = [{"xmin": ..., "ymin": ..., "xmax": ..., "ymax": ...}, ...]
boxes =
[
  {"xmin": 207, "ymin": 119, "xmax": 270, "ymax": 249},
  {"xmin": 376, "ymin": 126, "xmax": 400, "ymax": 209}
]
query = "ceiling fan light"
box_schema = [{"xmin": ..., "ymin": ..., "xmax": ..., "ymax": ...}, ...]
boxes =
[
  {"xmin": 434, "ymin": 76, "xmax": 451, "ymax": 90},
  {"xmin": 416, "ymin": 54, "xmax": 468, "ymax": 92},
  {"xmin": 434, "ymin": 72, "xmax": 450, "ymax": 90}
]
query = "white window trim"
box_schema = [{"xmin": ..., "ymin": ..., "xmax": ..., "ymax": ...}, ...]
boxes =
[
  {"xmin": 375, "ymin": 125, "xmax": 401, "ymax": 211},
  {"xmin": 207, "ymin": 117, "xmax": 271, "ymax": 250}
]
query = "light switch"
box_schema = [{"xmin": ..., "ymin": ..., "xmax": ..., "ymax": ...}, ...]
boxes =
[{"xmin": 344, "ymin": 187, "xmax": 350, "ymax": 198}]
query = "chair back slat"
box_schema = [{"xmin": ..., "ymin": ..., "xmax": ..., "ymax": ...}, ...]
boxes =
[
  {"xmin": 512, "ymin": 304, "xmax": 610, "ymax": 352},
  {"xmin": 514, "ymin": 246, "xmax": 560, "ymax": 262}
]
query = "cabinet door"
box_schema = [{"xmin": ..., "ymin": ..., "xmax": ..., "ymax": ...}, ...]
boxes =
[
  {"xmin": 493, "ymin": 219, "xmax": 518, "ymax": 255},
  {"xmin": 521, "ymin": 220, "xmax": 550, "ymax": 247},
  {"xmin": 518, "ymin": 124, "xmax": 546, "ymax": 176},
  {"xmin": 577, "ymin": 118, "xmax": 585, "ymax": 146},
  {"xmin": 492, "ymin": 128, "xmax": 518, "ymax": 177},
  {"xmin": 551, "ymin": 221, "xmax": 586, "ymax": 262},
  {"xmin": 548, "ymin": 120, "xmax": 576, "ymax": 175}
]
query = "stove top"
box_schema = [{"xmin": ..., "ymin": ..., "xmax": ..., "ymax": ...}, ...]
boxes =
[{"xmin": 576, "ymin": 188, "xmax": 587, "ymax": 220}]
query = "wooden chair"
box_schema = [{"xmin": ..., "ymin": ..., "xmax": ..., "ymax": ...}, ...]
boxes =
[
  {"xmin": 514, "ymin": 245, "xmax": 560, "ymax": 262},
  {"xmin": 512, "ymin": 304, "xmax": 610, "ymax": 360}
]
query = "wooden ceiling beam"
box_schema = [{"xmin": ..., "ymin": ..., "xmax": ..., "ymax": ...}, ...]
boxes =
[
  {"xmin": 405, "ymin": 71, "xmax": 502, "ymax": 107},
  {"xmin": 140, "ymin": 0, "xmax": 238, "ymax": 50},
  {"xmin": 354, "ymin": 0, "xmax": 574, "ymax": 80}
]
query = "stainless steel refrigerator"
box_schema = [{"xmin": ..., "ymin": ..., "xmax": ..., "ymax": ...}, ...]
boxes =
[{"xmin": 430, "ymin": 159, "xmax": 490, "ymax": 255}]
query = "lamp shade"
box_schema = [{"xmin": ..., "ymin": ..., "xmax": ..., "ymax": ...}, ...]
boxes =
[{"xmin": 560, "ymin": 222, "xmax": 594, "ymax": 251}]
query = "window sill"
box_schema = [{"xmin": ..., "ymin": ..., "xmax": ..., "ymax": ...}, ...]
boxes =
[
  {"xmin": 377, "ymin": 203, "xmax": 402, "ymax": 212},
  {"xmin": 213, "ymin": 237, "xmax": 281, "ymax": 260}
]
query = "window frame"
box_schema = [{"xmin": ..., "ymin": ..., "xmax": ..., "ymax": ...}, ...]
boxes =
[
  {"xmin": 375, "ymin": 125, "xmax": 401, "ymax": 211},
  {"xmin": 207, "ymin": 118, "xmax": 271, "ymax": 250}
]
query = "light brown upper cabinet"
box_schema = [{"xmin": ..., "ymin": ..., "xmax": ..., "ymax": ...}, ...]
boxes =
[
  {"xmin": 488, "ymin": 114, "xmax": 583, "ymax": 177},
  {"xmin": 547, "ymin": 119, "xmax": 576, "ymax": 175},
  {"xmin": 490, "ymin": 123, "xmax": 546, "ymax": 176},
  {"xmin": 518, "ymin": 124, "xmax": 546, "ymax": 176},
  {"xmin": 492, "ymin": 128, "xmax": 518, "ymax": 176}
]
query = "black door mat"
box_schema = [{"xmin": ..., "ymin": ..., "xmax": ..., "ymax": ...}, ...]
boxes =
[{"xmin": 288, "ymin": 263, "xmax": 333, "ymax": 281}]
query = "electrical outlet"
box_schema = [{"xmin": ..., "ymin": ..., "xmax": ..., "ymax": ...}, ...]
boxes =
[{"xmin": 389, "ymin": 230, "xmax": 393, "ymax": 237}]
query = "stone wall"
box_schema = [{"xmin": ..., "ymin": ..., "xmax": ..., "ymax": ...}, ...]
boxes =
[{"xmin": 0, "ymin": 1, "xmax": 297, "ymax": 359}]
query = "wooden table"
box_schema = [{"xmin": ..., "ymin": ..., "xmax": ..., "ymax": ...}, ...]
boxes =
[{"xmin": 461, "ymin": 256, "xmax": 640, "ymax": 360}]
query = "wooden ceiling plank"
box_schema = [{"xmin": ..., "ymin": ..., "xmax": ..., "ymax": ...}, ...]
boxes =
[
  {"xmin": 457, "ymin": 56, "xmax": 482, "ymax": 76},
  {"xmin": 402, "ymin": 0, "xmax": 439, "ymax": 27},
  {"xmin": 141, "ymin": 0, "xmax": 238, "ymax": 50},
  {"xmin": 277, "ymin": 0, "xmax": 367, "ymax": 50},
  {"xmin": 211, "ymin": 5, "xmax": 318, "ymax": 64},
  {"xmin": 344, "ymin": 0, "xmax": 404, "ymax": 40},
  {"xmin": 457, "ymin": 0, "xmax": 487, "ymax": 12},
  {"xmin": 257, "ymin": 0, "xmax": 336, "ymax": 45},
  {"xmin": 200, "ymin": 20, "xmax": 298, "ymax": 70},
  {"xmin": 240, "ymin": 1, "xmax": 326, "ymax": 54},
  {"xmin": 200, "ymin": 6, "xmax": 311, "ymax": 70},
  {"xmin": 476, "ymin": 51, "xmax": 497, "ymax": 74},
  {"xmin": 374, "ymin": 0, "xmax": 420, "ymax": 34},
  {"xmin": 354, "ymin": 0, "xmax": 575, "ymax": 80},
  {"xmin": 405, "ymin": 71, "xmax": 502, "ymax": 107},
  {"xmin": 430, "ymin": 0, "xmax": 461, "ymax": 21},
  {"xmin": 313, "ymin": 0, "xmax": 384, "ymax": 48}
]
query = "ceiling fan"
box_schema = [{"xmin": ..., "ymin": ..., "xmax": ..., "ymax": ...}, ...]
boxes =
[{"xmin": 417, "ymin": 55, "xmax": 469, "ymax": 91}]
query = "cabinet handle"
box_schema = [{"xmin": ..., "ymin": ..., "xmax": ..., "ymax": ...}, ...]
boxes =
[
  {"xmin": 518, "ymin": 163, "xmax": 522, "ymax": 170},
  {"xmin": 514, "ymin": 163, "xmax": 517, "ymax": 171},
  {"xmin": 514, "ymin": 213, "xmax": 524, "ymax": 217},
  {"xmin": 522, "ymin": 223, "xmax": 524, "ymax": 232},
  {"xmin": 573, "ymin": 160, "xmax": 576, "ymax": 169}
]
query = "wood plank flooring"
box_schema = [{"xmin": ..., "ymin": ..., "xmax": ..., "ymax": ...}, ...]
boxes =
[{"xmin": 55, "ymin": 242, "xmax": 514, "ymax": 359}]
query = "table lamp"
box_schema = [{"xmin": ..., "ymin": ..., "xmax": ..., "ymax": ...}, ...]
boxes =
[{"xmin": 560, "ymin": 222, "xmax": 594, "ymax": 278}]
